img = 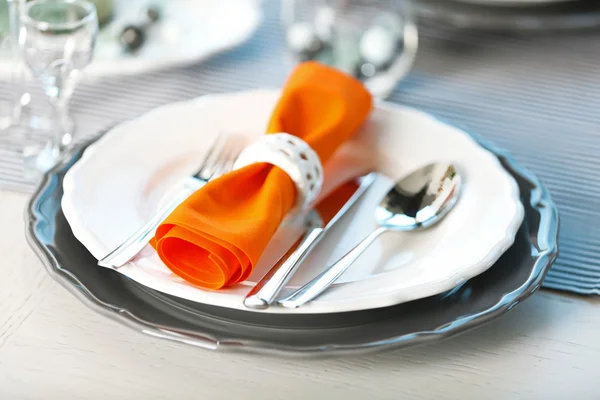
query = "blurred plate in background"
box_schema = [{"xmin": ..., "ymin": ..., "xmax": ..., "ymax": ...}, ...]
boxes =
[
  {"xmin": 452, "ymin": 0, "xmax": 575, "ymax": 5},
  {"xmin": 416, "ymin": 0, "xmax": 600, "ymax": 31},
  {"xmin": 0, "ymin": 0, "xmax": 262, "ymax": 79}
]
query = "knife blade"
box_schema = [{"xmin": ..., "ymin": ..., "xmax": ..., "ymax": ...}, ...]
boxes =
[{"xmin": 243, "ymin": 172, "xmax": 377, "ymax": 309}]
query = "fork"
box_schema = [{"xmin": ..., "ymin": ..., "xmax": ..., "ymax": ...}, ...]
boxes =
[{"xmin": 97, "ymin": 134, "xmax": 241, "ymax": 269}]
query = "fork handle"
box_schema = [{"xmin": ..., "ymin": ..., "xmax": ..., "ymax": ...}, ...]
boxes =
[
  {"xmin": 244, "ymin": 226, "xmax": 325, "ymax": 309},
  {"xmin": 97, "ymin": 178, "xmax": 203, "ymax": 268}
]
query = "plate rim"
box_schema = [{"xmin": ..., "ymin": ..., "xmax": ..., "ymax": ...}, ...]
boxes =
[
  {"xmin": 25, "ymin": 110, "xmax": 560, "ymax": 356},
  {"xmin": 58, "ymin": 91, "xmax": 526, "ymax": 314}
]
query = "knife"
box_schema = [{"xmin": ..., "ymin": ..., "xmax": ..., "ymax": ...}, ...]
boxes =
[{"xmin": 243, "ymin": 172, "xmax": 377, "ymax": 309}]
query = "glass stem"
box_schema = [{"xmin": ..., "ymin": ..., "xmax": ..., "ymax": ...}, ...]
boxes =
[
  {"xmin": 7, "ymin": 0, "xmax": 27, "ymax": 121},
  {"xmin": 51, "ymin": 98, "xmax": 70, "ymax": 150}
]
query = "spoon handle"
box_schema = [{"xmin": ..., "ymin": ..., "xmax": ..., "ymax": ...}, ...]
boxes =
[
  {"xmin": 278, "ymin": 227, "xmax": 388, "ymax": 309},
  {"xmin": 244, "ymin": 226, "xmax": 324, "ymax": 309}
]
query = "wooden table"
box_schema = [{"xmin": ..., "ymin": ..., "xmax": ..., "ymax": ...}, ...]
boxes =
[{"xmin": 1, "ymin": 189, "xmax": 598, "ymax": 399}]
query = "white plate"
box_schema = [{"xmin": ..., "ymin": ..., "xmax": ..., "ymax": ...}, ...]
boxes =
[
  {"xmin": 0, "ymin": 0, "xmax": 261, "ymax": 79},
  {"xmin": 62, "ymin": 89, "xmax": 524, "ymax": 314}
]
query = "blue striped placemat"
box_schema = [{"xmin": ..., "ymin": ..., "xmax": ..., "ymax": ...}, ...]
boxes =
[{"xmin": 1, "ymin": 1, "xmax": 598, "ymax": 295}]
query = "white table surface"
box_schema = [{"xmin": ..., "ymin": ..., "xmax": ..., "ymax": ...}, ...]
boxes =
[{"xmin": 1, "ymin": 188, "xmax": 599, "ymax": 399}]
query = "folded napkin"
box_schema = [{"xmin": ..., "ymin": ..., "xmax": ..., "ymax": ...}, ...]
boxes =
[{"xmin": 151, "ymin": 61, "xmax": 373, "ymax": 290}]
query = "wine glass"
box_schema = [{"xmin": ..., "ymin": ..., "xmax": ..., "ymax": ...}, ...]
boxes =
[
  {"xmin": 0, "ymin": 0, "xmax": 31, "ymax": 132},
  {"xmin": 281, "ymin": 0, "xmax": 418, "ymax": 100},
  {"xmin": 20, "ymin": 0, "xmax": 98, "ymax": 173}
]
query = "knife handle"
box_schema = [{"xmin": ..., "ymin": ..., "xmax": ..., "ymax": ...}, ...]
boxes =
[{"xmin": 244, "ymin": 225, "xmax": 325, "ymax": 309}]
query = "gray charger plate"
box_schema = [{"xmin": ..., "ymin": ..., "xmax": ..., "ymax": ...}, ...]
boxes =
[
  {"xmin": 416, "ymin": 0, "xmax": 600, "ymax": 31},
  {"xmin": 26, "ymin": 128, "xmax": 559, "ymax": 357}
]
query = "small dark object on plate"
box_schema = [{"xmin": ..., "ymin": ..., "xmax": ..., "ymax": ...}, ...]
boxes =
[
  {"xmin": 146, "ymin": 6, "xmax": 161, "ymax": 23},
  {"xmin": 119, "ymin": 6, "xmax": 162, "ymax": 52},
  {"xmin": 119, "ymin": 25, "xmax": 145, "ymax": 52}
]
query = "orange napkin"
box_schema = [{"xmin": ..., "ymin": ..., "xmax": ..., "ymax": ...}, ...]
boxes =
[{"xmin": 151, "ymin": 61, "xmax": 373, "ymax": 290}]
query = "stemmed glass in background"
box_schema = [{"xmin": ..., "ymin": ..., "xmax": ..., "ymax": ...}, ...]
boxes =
[
  {"xmin": 281, "ymin": 0, "xmax": 418, "ymax": 100},
  {"xmin": 20, "ymin": 0, "xmax": 98, "ymax": 173},
  {"xmin": 0, "ymin": 0, "xmax": 31, "ymax": 132}
]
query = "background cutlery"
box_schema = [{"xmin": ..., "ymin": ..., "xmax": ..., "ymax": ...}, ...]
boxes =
[
  {"xmin": 244, "ymin": 172, "xmax": 377, "ymax": 309},
  {"xmin": 279, "ymin": 162, "xmax": 461, "ymax": 308},
  {"xmin": 97, "ymin": 134, "xmax": 241, "ymax": 269}
]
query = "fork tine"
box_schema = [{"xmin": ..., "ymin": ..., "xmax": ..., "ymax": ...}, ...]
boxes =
[
  {"xmin": 224, "ymin": 143, "xmax": 242, "ymax": 175},
  {"xmin": 213, "ymin": 141, "xmax": 242, "ymax": 179},
  {"xmin": 192, "ymin": 132, "xmax": 227, "ymax": 179},
  {"xmin": 193, "ymin": 133, "xmax": 229, "ymax": 181},
  {"xmin": 207, "ymin": 138, "xmax": 239, "ymax": 180}
]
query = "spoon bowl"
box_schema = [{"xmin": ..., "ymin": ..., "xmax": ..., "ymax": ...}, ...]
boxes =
[{"xmin": 376, "ymin": 162, "xmax": 461, "ymax": 230}]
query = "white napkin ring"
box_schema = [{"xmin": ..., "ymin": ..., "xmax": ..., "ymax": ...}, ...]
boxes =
[{"xmin": 233, "ymin": 133, "xmax": 324, "ymax": 211}]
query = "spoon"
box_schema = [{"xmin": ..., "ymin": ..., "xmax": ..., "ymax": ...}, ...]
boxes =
[{"xmin": 278, "ymin": 162, "xmax": 461, "ymax": 309}]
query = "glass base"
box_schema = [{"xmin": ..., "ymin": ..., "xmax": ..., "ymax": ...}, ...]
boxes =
[
  {"xmin": 22, "ymin": 141, "xmax": 62, "ymax": 181},
  {"xmin": 58, "ymin": 115, "xmax": 75, "ymax": 147},
  {"xmin": 20, "ymin": 115, "xmax": 76, "ymax": 182},
  {"xmin": 0, "ymin": 99, "xmax": 21, "ymax": 131},
  {"xmin": 0, "ymin": 94, "xmax": 53, "ymax": 138},
  {"xmin": 0, "ymin": 95, "xmax": 73, "ymax": 182}
]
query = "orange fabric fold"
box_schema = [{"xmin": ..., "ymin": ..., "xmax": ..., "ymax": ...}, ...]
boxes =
[{"xmin": 151, "ymin": 61, "xmax": 373, "ymax": 289}]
